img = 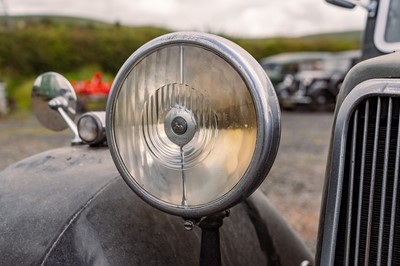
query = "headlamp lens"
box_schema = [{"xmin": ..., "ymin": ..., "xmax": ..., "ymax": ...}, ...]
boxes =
[
  {"xmin": 112, "ymin": 44, "xmax": 257, "ymax": 208},
  {"xmin": 78, "ymin": 115, "xmax": 98, "ymax": 143},
  {"xmin": 78, "ymin": 112, "xmax": 106, "ymax": 145}
]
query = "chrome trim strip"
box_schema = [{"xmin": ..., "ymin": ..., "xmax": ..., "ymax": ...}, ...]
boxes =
[
  {"xmin": 355, "ymin": 100, "xmax": 369, "ymax": 265},
  {"xmin": 344, "ymin": 108, "xmax": 358, "ymax": 266},
  {"xmin": 377, "ymin": 97, "xmax": 392, "ymax": 266},
  {"xmin": 365, "ymin": 97, "xmax": 381, "ymax": 264},
  {"xmin": 388, "ymin": 104, "xmax": 400, "ymax": 266},
  {"xmin": 180, "ymin": 45, "xmax": 184, "ymax": 84}
]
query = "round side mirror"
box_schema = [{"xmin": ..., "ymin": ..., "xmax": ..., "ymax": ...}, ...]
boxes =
[{"xmin": 31, "ymin": 72, "xmax": 77, "ymax": 131}]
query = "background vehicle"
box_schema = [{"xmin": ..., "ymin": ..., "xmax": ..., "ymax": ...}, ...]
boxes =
[
  {"xmin": 259, "ymin": 51, "xmax": 331, "ymax": 86},
  {"xmin": 276, "ymin": 50, "xmax": 360, "ymax": 111}
]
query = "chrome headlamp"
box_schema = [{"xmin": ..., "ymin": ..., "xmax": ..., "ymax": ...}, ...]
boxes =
[
  {"xmin": 77, "ymin": 112, "xmax": 106, "ymax": 146},
  {"xmin": 106, "ymin": 32, "xmax": 280, "ymax": 218}
]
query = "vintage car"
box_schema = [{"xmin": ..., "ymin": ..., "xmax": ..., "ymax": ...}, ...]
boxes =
[
  {"xmin": 259, "ymin": 51, "xmax": 332, "ymax": 87},
  {"xmin": 0, "ymin": 0, "xmax": 399, "ymax": 265},
  {"xmin": 276, "ymin": 50, "xmax": 360, "ymax": 111}
]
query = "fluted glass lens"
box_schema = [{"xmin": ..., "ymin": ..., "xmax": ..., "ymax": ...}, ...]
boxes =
[{"xmin": 113, "ymin": 44, "xmax": 257, "ymax": 208}]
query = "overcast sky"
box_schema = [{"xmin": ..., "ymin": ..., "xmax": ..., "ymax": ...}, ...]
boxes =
[{"xmin": 3, "ymin": 0, "xmax": 367, "ymax": 38}]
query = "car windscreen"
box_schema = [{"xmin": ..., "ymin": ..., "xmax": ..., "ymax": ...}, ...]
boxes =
[{"xmin": 385, "ymin": 0, "xmax": 400, "ymax": 43}]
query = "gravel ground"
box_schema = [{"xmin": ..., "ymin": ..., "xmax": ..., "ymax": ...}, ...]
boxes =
[
  {"xmin": 261, "ymin": 111, "xmax": 333, "ymax": 254},
  {"xmin": 0, "ymin": 113, "xmax": 71, "ymax": 169},
  {"xmin": 0, "ymin": 110, "xmax": 334, "ymax": 254}
]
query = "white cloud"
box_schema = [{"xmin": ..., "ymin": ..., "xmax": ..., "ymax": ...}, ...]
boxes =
[{"xmin": 3, "ymin": 0, "xmax": 367, "ymax": 37}]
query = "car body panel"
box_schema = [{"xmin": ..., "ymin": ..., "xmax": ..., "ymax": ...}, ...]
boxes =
[
  {"xmin": 0, "ymin": 146, "xmax": 313, "ymax": 265},
  {"xmin": 0, "ymin": 147, "xmax": 117, "ymax": 264}
]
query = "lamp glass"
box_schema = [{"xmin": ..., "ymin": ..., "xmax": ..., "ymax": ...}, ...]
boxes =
[{"xmin": 112, "ymin": 44, "xmax": 257, "ymax": 208}]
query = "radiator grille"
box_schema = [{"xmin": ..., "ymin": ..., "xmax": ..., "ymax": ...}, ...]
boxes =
[{"xmin": 335, "ymin": 96, "xmax": 400, "ymax": 265}]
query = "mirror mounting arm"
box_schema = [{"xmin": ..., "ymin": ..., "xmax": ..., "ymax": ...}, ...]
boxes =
[
  {"xmin": 49, "ymin": 97, "xmax": 83, "ymax": 145},
  {"xmin": 328, "ymin": 0, "xmax": 377, "ymax": 17},
  {"xmin": 364, "ymin": 0, "xmax": 378, "ymax": 17},
  {"xmin": 347, "ymin": 0, "xmax": 378, "ymax": 17}
]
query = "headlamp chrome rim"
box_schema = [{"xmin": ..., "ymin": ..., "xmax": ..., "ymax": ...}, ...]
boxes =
[{"xmin": 106, "ymin": 32, "xmax": 280, "ymax": 218}]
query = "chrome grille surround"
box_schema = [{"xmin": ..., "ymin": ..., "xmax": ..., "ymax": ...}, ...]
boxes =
[{"xmin": 319, "ymin": 79, "xmax": 400, "ymax": 265}]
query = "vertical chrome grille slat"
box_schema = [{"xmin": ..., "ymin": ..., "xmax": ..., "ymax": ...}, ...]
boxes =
[
  {"xmin": 365, "ymin": 97, "xmax": 381, "ymax": 264},
  {"xmin": 344, "ymin": 109, "xmax": 358, "ymax": 266},
  {"xmin": 377, "ymin": 97, "xmax": 392, "ymax": 266},
  {"xmin": 354, "ymin": 99, "xmax": 370, "ymax": 266},
  {"xmin": 388, "ymin": 102, "xmax": 400, "ymax": 266}
]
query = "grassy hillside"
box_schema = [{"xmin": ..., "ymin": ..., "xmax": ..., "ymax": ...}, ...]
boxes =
[
  {"xmin": 0, "ymin": 15, "xmax": 361, "ymax": 73},
  {"xmin": 231, "ymin": 30, "xmax": 361, "ymax": 60},
  {"xmin": 0, "ymin": 15, "xmax": 361, "ymax": 112}
]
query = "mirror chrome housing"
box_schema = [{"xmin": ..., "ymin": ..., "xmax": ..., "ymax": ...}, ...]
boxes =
[
  {"xmin": 106, "ymin": 32, "xmax": 281, "ymax": 218},
  {"xmin": 326, "ymin": 0, "xmax": 356, "ymax": 9},
  {"xmin": 326, "ymin": 0, "xmax": 377, "ymax": 17},
  {"xmin": 31, "ymin": 72, "xmax": 82, "ymax": 144}
]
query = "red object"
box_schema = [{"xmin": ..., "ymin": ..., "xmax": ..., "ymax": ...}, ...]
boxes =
[{"xmin": 72, "ymin": 72, "xmax": 111, "ymax": 98}]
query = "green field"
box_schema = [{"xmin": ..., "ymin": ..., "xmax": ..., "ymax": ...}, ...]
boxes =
[{"xmin": 0, "ymin": 15, "xmax": 362, "ymax": 113}]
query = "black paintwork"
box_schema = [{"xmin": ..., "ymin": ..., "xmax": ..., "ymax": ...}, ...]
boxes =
[
  {"xmin": 361, "ymin": 0, "xmax": 385, "ymax": 60},
  {"xmin": 0, "ymin": 146, "xmax": 313, "ymax": 265},
  {"xmin": 336, "ymin": 52, "xmax": 400, "ymax": 109}
]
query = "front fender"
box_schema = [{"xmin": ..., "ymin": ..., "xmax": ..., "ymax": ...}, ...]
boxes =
[
  {"xmin": 0, "ymin": 146, "xmax": 118, "ymax": 265},
  {"xmin": 0, "ymin": 146, "xmax": 313, "ymax": 265}
]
